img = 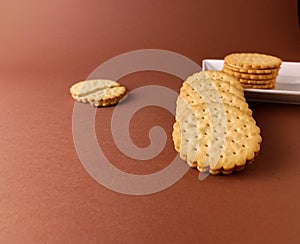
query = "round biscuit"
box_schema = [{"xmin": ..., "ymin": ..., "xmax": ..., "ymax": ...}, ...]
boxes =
[
  {"xmin": 241, "ymin": 82, "xmax": 276, "ymax": 89},
  {"xmin": 224, "ymin": 62, "xmax": 280, "ymax": 74},
  {"xmin": 180, "ymin": 82, "xmax": 251, "ymax": 115},
  {"xmin": 224, "ymin": 53, "xmax": 282, "ymax": 69},
  {"xmin": 174, "ymin": 97, "xmax": 261, "ymax": 174},
  {"xmin": 222, "ymin": 67, "xmax": 278, "ymax": 80},
  {"xmin": 186, "ymin": 71, "xmax": 245, "ymax": 98},
  {"xmin": 70, "ymin": 79, "xmax": 127, "ymax": 107},
  {"xmin": 238, "ymin": 78, "xmax": 276, "ymax": 84}
]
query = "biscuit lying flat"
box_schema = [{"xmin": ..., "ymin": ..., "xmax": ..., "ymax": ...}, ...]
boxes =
[
  {"xmin": 70, "ymin": 79, "xmax": 127, "ymax": 107},
  {"xmin": 222, "ymin": 67, "xmax": 278, "ymax": 80},
  {"xmin": 223, "ymin": 62, "xmax": 279, "ymax": 74},
  {"xmin": 224, "ymin": 53, "xmax": 282, "ymax": 69},
  {"xmin": 222, "ymin": 53, "xmax": 282, "ymax": 89}
]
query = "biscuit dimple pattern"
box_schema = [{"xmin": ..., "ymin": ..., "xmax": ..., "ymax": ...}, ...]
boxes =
[
  {"xmin": 181, "ymin": 83, "xmax": 251, "ymax": 115},
  {"xmin": 172, "ymin": 70, "xmax": 262, "ymax": 175},
  {"xmin": 225, "ymin": 53, "xmax": 282, "ymax": 69}
]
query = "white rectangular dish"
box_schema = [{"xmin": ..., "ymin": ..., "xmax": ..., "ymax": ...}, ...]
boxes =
[{"xmin": 202, "ymin": 59, "xmax": 300, "ymax": 104}]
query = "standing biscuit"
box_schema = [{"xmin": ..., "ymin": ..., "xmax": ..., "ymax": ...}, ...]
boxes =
[
  {"xmin": 172, "ymin": 70, "xmax": 262, "ymax": 175},
  {"xmin": 186, "ymin": 70, "xmax": 245, "ymax": 98},
  {"xmin": 174, "ymin": 98, "xmax": 261, "ymax": 174},
  {"xmin": 180, "ymin": 82, "xmax": 251, "ymax": 115}
]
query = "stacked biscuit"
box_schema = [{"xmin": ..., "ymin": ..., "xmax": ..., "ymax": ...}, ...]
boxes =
[
  {"xmin": 222, "ymin": 53, "xmax": 282, "ymax": 89},
  {"xmin": 172, "ymin": 70, "xmax": 262, "ymax": 174},
  {"xmin": 70, "ymin": 79, "xmax": 127, "ymax": 107}
]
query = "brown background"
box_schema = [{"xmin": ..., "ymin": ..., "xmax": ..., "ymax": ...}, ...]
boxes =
[{"xmin": 1, "ymin": 0, "xmax": 300, "ymax": 243}]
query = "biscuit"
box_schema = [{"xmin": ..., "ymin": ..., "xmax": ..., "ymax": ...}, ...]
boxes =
[
  {"xmin": 241, "ymin": 82, "xmax": 276, "ymax": 89},
  {"xmin": 186, "ymin": 70, "xmax": 245, "ymax": 98},
  {"xmin": 173, "ymin": 70, "xmax": 262, "ymax": 175},
  {"xmin": 222, "ymin": 67, "xmax": 278, "ymax": 80},
  {"xmin": 221, "ymin": 53, "xmax": 281, "ymax": 90},
  {"xmin": 224, "ymin": 62, "xmax": 279, "ymax": 74},
  {"xmin": 187, "ymin": 70, "xmax": 244, "ymax": 91},
  {"xmin": 224, "ymin": 53, "xmax": 282, "ymax": 69},
  {"xmin": 174, "ymin": 99, "xmax": 261, "ymax": 174},
  {"xmin": 70, "ymin": 79, "xmax": 127, "ymax": 107},
  {"xmin": 180, "ymin": 81, "xmax": 252, "ymax": 115},
  {"xmin": 238, "ymin": 78, "xmax": 275, "ymax": 84}
]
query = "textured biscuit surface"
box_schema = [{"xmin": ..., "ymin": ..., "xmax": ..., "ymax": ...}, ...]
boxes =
[
  {"xmin": 70, "ymin": 79, "xmax": 127, "ymax": 107},
  {"xmin": 224, "ymin": 53, "xmax": 282, "ymax": 69},
  {"xmin": 173, "ymin": 103, "xmax": 261, "ymax": 174},
  {"xmin": 180, "ymin": 82, "xmax": 251, "ymax": 115},
  {"xmin": 186, "ymin": 70, "xmax": 245, "ymax": 98},
  {"xmin": 187, "ymin": 70, "xmax": 244, "ymax": 91},
  {"xmin": 172, "ymin": 70, "xmax": 262, "ymax": 175}
]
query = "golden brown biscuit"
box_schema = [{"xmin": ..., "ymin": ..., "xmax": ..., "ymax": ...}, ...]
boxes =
[
  {"xmin": 224, "ymin": 53, "xmax": 282, "ymax": 69},
  {"xmin": 238, "ymin": 78, "xmax": 275, "ymax": 84},
  {"xmin": 223, "ymin": 62, "xmax": 279, "ymax": 74},
  {"xmin": 241, "ymin": 82, "xmax": 276, "ymax": 89},
  {"xmin": 172, "ymin": 70, "xmax": 262, "ymax": 175},
  {"xmin": 173, "ymin": 101, "xmax": 261, "ymax": 174},
  {"xmin": 70, "ymin": 79, "xmax": 127, "ymax": 107},
  {"xmin": 222, "ymin": 67, "xmax": 278, "ymax": 80}
]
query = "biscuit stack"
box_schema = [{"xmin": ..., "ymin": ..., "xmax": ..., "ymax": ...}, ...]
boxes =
[
  {"xmin": 70, "ymin": 79, "xmax": 127, "ymax": 107},
  {"xmin": 222, "ymin": 53, "xmax": 282, "ymax": 89},
  {"xmin": 172, "ymin": 70, "xmax": 262, "ymax": 174}
]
